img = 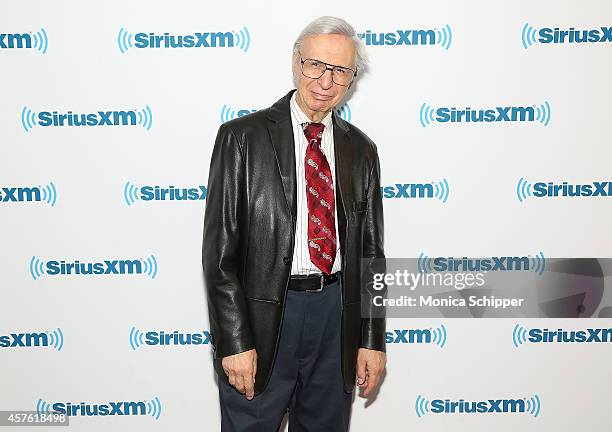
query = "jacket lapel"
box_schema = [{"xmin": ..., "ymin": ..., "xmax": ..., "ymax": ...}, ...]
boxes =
[
  {"xmin": 332, "ymin": 111, "xmax": 351, "ymax": 256},
  {"xmin": 266, "ymin": 91, "xmax": 298, "ymax": 224}
]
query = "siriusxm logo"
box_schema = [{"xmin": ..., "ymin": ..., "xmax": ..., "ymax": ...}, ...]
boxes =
[
  {"xmin": 0, "ymin": 28, "xmax": 48, "ymax": 53},
  {"xmin": 418, "ymin": 252, "xmax": 546, "ymax": 275},
  {"xmin": 0, "ymin": 328, "xmax": 64, "ymax": 351},
  {"xmin": 357, "ymin": 25, "xmax": 452, "ymax": 49},
  {"xmin": 21, "ymin": 106, "xmax": 153, "ymax": 131},
  {"xmin": 380, "ymin": 179, "xmax": 449, "ymax": 202},
  {"xmin": 29, "ymin": 255, "xmax": 158, "ymax": 280},
  {"xmin": 130, "ymin": 327, "xmax": 211, "ymax": 350},
  {"xmin": 0, "ymin": 182, "xmax": 57, "ymax": 206},
  {"xmin": 420, "ymin": 102, "xmax": 551, "ymax": 127},
  {"xmin": 522, "ymin": 23, "xmax": 612, "ymax": 48},
  {"xmin": 517, "ymin": 178, "xmax": 611, "ymax": 202},
  {"xmin": 513, "ymin": 324, "xmax": 612, "ymax": 347},
  {"xmin": 37, "ymin": 397, "xmax": 162, "ymax": 420},
  {"xmin": 220, "ymin": 105, "xmax": 257, "ymax": 123},
  {"xmin": 124, "ymin": 181, "xmax": 206, "ymax": 206},
  {"xmin": 415, "ymin": 394, "xmax": 541, "ymax": 417},
  {"xmin": 386, "ymin": 325, "xmax": 447, "ymax": 348},
  {"xmin": 220, "ymin": 103, "xmax": 352, "ymax": 123},
  {"xmin": 118, "ymin": 27, "xmax": 251, "ymax": 53}
]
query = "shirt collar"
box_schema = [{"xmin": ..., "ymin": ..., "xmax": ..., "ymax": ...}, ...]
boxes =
[{"xmin": 290, "ymin": 91, "xmax": 333, "ymax": 130}]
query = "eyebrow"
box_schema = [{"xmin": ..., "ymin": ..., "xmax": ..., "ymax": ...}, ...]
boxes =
[{"xmin": 303, "ymin": 56, "xmax": 355, "ymax": 71}]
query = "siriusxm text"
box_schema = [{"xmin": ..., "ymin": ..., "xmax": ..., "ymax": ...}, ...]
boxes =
[
  {"xmin": 528, "ymin": 328, "xmax": 612, "ymax": 343},
  {"xmin": 143, "ymin": 330, "xmax": 211, "ymax": 346},
  {"xmin": 380, "ymin": 183, "xmax": 433, "ymax": 198},
  {"xmin": 538, "ymin": 26, "xmax": 612, "ymax": 44},
  {"xmin": 436, "ymin": 106, "xmax": 535, "ymax": 123},
  {"xmin": 45, "ymin": 260, "xmax": 144, "ymax": 275},
  {"xmin": 50, "ymin": 401, "xmax": 147, "ymax": 416},
  {"xmin": 0, "ymin": 332, "xmax": 48, "ymax": 348},
  {"xmin": 0, "ymin": 33, "xmax": 33, "ymax": 48},
  {"xmin": 133, "ymin": 32, "xmax": 234, "ymax": 48},
  {"xmin": 0, "ymin": 187, "xmax": 43, "ymax": 202},
  {"xmin": 36, "ymin": 111, "xmax": 139, "ymax": 127},
  {"xmin": 432, "ymin": 256, "xmax": 532, "ymax": 272},
  {"xmin": 386, "ymin": 329, "xmax": 433, "ymax": 344},
  {"xmin": 357, "ymin": 29, "xmax": 435, "ymax": 46},
  {"xmin": 140, "ymin": 186, "xmax": 206, "ymax": 201},
  {"xmin": 431, "ymin": 398, "xmax": 527, "ymax": 414},
  {"xmin": 532, "ymin": 181, "xmax": 611, "ymax": 197}
]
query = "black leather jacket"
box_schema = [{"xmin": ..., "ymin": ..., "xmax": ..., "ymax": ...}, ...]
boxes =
[{"xmin": 202, "ymin": 90, "xmax": 385, "ymax": 394}]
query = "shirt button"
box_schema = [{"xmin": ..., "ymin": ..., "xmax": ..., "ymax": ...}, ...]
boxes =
[{"xmin": 283, "ymin": 257, "xmax": 291, "ymax": 265}]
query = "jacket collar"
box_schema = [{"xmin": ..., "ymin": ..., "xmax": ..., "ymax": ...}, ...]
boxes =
[{"xmin": 266, "ymin": 89, "xmax": 350, "ymax": 132}]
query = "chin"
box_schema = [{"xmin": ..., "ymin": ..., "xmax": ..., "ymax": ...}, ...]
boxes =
[{"xmin": 307, "ymin": 99, "xmax": 334, "ymax": 113}]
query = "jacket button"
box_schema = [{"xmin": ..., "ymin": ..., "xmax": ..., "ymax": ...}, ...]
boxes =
[{"xmin": 283, "ymin": 257, "xmax": 291, "ymax": 265}]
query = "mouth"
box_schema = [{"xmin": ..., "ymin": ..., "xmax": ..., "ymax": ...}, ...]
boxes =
[{"xmin": 311, "ymin": 92, "xmax": 333, "ymax": 101}]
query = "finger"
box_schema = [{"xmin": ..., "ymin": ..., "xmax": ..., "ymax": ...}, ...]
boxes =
[
  {"xmin": 364, "ymin": 367, "xmax": 383, "ymax": 396},
  {"xmin": 235, "ymin": 374, "xmax": 246, "ymax": 394},
  {"xmin": 227, "ymin": 371, "xmax": 236, "ymax": 387},
  {"xmin": 252, "ymin": 353, "xmax": 258, "ymax": 382},
  {"xmin": 363, "ymin": 372, "xmax": 380, "ymax": 396},
  {"xmin": 356, "ymin": 357, "xmax": 367, "ymax": 386},
  {"xmin": 244, "ymin": 373, "xmax": 255, "ymax": 400}
]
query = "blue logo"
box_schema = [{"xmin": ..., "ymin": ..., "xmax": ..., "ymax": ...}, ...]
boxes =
[
  {"xmin": 386, "ymin": 325, "xmax": 447, "ymax": 348},
  {"xmin": 0, "ymin": 182, "xmax": 57, "ymax": 206},
  {"xmin": 513, "ymin": 324, "xmax": 612, "ymax": 347},
  {"xmin": 21, "ymin": 106, "xmax": 153, "ymax": 131},
  {"xmin": 517, "ymin": 178, "xmax": 611, "ymax": 202},
  {"xmin": 357, "ymin": 25, "xmax": 452, "ymax": 50},
  {"xmin": 220, "ymin": 105, "xmax": 257, "ymax": 123},
  {"xmin": 380, "ymin": 179, "xmax": 449, "ymax": 202},
  {"xmin": 420, "ymin": 102, "xmax": 551, "ymax": 127},
  {"xmin": 0, "ymin": 28, "xmax": 48, "ymax": 53},
  {"xmin": 29, "ymin": 255, "xmax": 158, "ymax": 280},
  {"xmin": 130, "ymin": 327, "xmax": 211, "ymax": 350},
  {"xmin": 335, "ymin": 103, "xmax": 352, "ymax": 122},
  {"xmin": 118, "ymin": 27, "xmax": 251, "ymax": 53},
  {"xmin": 0, "ymin": 328, "xmax": 64, "ymax": 351},
  {"xmin": 36, "ymin": 397, "xmax": 162, "ymax": 420},
  {"xmin": 219, "ymin": 103, "xmax": 352, "ymax": 123},
  {"xmin": 415, "ymin": 394, "xmax": 541, "ymax": 417},
  {"xmin": 418, "ymin": 252, "xmax": 546, "ymax": 275},
  {"xmin": 522, "ymin": 23, "xmax": 612, "ymax": 48},
  {"xmin": 124, "ymin": 181, "xmax": 206, "ymax": 206}
]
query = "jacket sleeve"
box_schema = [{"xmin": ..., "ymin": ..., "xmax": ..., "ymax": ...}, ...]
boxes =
[
  {"xmin": 202, "ymin": 123, "xmax": 254, "ymax": 359},
  {"xmin": 360, "ymin": 144, "xmax": 387, "ymax": 352}
]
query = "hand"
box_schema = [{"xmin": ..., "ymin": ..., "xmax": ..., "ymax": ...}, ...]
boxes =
[
  {"xmin": 222, "ymin": 349, "xmax": 257, "ymax": 400},
  {"xmin": 356, "ymin": 348, "xmax": 386, "ymax": 397}
]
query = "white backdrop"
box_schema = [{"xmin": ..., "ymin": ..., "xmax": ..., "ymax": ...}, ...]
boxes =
[{"xmin": 1, "ymin": 1, "xmax": 611, "ymax": 430}]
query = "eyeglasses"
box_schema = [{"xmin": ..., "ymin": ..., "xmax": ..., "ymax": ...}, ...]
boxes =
[{"xmin": 299, "ymin": 57, "xmax": 357, "ymax": 87}]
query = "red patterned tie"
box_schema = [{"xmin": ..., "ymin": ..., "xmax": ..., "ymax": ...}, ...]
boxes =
[{"xmin": 302, "ymin": 122, "xmax": 336, "ymax": 275}]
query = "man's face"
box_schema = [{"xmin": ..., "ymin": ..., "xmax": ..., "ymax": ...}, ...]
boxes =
[{"xmin": 293, "ymin": 33, "xmax": 356, "ymax": 120}]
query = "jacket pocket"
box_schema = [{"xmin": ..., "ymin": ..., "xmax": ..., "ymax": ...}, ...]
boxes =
[
  {"xmin": 246, "ymin": 296, "xmax": 280, "ymax": 305},
  {"xmin": 352, "ymin": 200, "xmax": 368, "ymax": 213}
]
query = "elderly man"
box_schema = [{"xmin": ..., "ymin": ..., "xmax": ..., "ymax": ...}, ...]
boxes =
[{"xmin": 202, "ymin": 16, "xmax": 386, "ymax": 432}]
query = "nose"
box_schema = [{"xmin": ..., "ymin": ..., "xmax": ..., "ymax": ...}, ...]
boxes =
[{"xmin": 317, "ymin": 68, "xmax": 334, "ymax": 90}]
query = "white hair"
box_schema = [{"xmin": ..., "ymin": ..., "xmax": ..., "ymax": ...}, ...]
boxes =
[{"xmin": 292, "ymin": 16, "xmax": 368, "ymax": 77}]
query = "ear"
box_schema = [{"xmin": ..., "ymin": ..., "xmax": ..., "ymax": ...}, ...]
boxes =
[
  {"xmin": 348, "ymin": 69, "xmax": 357, "ymax": 90},
  {"xmin": 292, "ymin": 52, "xmax": 300, "ymax": 70}
]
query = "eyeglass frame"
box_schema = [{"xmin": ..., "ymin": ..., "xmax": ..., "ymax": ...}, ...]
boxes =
[{"xmin": 298, "ymin": 55, "xmax": 357, "ymax": 87}]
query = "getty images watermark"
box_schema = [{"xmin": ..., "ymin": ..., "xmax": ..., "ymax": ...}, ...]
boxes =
[{"xmin": 360, "ymin": 257, "xmax": 612, "ymax": 318}]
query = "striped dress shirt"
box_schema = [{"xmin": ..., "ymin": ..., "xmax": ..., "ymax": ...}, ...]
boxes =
[{"xmin": 289, "ymin": 92, "xmax": 342, "ymax": 276}]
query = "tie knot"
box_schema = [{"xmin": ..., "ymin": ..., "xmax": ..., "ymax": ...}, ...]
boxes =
[{"xmin": 302, "ymin": 122, "xmax": 325, "ymax": 146}]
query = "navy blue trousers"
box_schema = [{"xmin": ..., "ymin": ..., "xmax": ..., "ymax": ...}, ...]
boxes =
[{"xmin": 218, "ymin": 278, "xmax": 353, "ymax": 431}]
